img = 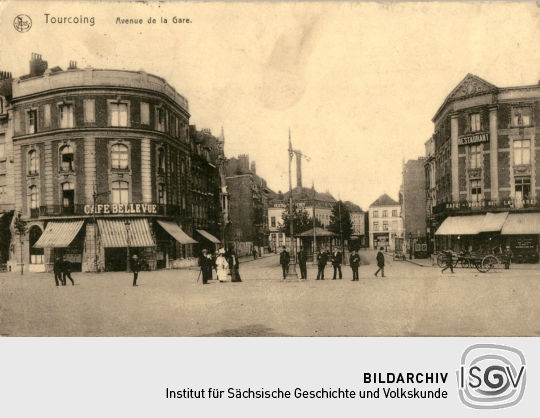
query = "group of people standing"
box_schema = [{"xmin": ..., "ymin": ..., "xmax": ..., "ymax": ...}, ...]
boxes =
[
  {"xmin": 199, "ymin": 247, "xmax": 242, "ymax": 284},
  {"xmin": 279, "ymin": 246, "xmax": 384, "ymax": 280}
]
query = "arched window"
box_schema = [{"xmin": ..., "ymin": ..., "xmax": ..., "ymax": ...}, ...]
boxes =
[
  {"xmin": 111, "ymin": 143, "xmax": 129, "ymax": 170},
  {"xmin": 29, "ymin": 185, "xmax": 39, "ymax": 209},
  {"xmin": 157, "ymin": 148, "xmax": 165, "ymax": 174},
  {"xmin": 111, "ymin": 180, "xmax": 129, "ymax": 204},
  {"xmin": 62, "ymin": 182, "xmax": 75, "ymax": 214},
  {"xmin": 29, "ymin": 226, "xmax": 44, "ymax": 264},
  {"xmin": 60, "ymin": 144, "xmax": 74, "ymax": 172},
  {"xmin": 28, "ymin": 150, "xmax": 39, "ymax": 175}
]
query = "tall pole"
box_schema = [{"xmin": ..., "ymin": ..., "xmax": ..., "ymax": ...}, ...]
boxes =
[
  {"xmin": 287, "ymin": 128, "xmax": 297, "ymax": 277},
  {"xmin": 339, "ymin": 200, "xmax": 344, "ymax": 264},
  {"xmin": 312, "ymin": 200, "xmax": 317, "ymax": 263}
]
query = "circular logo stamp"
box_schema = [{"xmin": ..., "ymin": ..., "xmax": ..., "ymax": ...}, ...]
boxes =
[{"xmin": 13, "ymin": 14, "xmax": 32, "ymax": 33}]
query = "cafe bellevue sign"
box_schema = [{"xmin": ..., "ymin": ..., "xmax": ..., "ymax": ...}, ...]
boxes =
[
  {"xmin": 84, "ymin": 203, "xmax": 158, "ymax": 215},
  {"xmin": 458, "ymin": 132, "xmax": 489, "ymax": 146}
]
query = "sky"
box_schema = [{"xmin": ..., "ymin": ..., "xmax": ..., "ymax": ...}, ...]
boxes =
[{"xmin": 1, "ymin": 1, "xmax": 539, "ymax": 209}]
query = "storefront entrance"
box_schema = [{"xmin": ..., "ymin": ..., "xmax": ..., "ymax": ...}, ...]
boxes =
[{"xmin": 105, "ymin": 248, "xmax": 128, "ymax": 271}]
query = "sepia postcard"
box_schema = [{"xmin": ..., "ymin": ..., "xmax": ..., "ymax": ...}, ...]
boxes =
[{"xmin": 0, "ymin": 0, "xmax": 539, "ymax": 337}]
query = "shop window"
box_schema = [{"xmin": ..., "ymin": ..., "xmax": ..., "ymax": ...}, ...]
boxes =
[
  {"xmin": 84, "ymin": 99, "xmax": 95, "ymax": 123},
  {"xmin": 513, "ymin": 139, "xmax": 530, "ymax": 165},
  {"xmin": 59, "ymin": 144, "xmax": 74, "ymax": 172},
  {"xmin": 111, "ymin": 180, "xmax": 129, "ymax": 204},
  {"xmin": 59, "ymin": 103, "xmax": 74, "ymax": 128},
  {"xmin": 28, "ymin": 149, "xmax": 39, "ymax": 175},
  {"xmin": 62, "ymin": 182, "xmax": 75, "ymax": 214},
  {"xmin": 515, "ymin": 177, "xmax": 531, "ymax": 202},
  {"xmin": 158, "ymin": 183, "xmax": 166, "ymax": 205},
  {"xmin": 373, "ymin": 222, "xmax": 379, "ymax": 231},
  {"xmin": 469, "ymin": 144, "xmax": 482, "ymax": 169},
  {"xmin": 512, "ymin": 107, "xmax": 532, "ymax": 127},
  {"xmin": 26, "ymin": 109, "xmax": 37, "ymax": 134},
  {"xmin": 110, "ymin": 102, "xmax": 128, "ymax": 127},
  {"xmin": 111, "ymin": 143, "xmax": 129, "ymax": 170},
  {"xmin": 470, "ymin": 113, "xmax": 481, "ymax": 132},
  {"xmin": 29, "ymin": 185, "xmax": 39, "ymax": 211},
  {"xmin": 29, "ymin": 226, "xmax": 44, "ymax": 264},
  {"xmin": 140, "ymin": 102, "xmax": 150, "ymax": 125},
  {"xmin": 470, "ymin": 180, "xmax": 482, "ymax": 202}
]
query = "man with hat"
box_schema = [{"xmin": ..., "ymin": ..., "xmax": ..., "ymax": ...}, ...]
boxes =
[{"xmin": 131, "ymin": 254, "xmax": 140, "ymax": 286}]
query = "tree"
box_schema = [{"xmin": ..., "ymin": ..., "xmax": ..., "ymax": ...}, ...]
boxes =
[
  {"xmin": 328, "ymin": 201, "xmax": 353, "ymax": 242},
  {"xmin": 13, "ymin": 212, "xmax": 27, "ymax": 275},
  {"xmin": 280, "ymin": 204, "xmax": 322, "ymax": 237}
]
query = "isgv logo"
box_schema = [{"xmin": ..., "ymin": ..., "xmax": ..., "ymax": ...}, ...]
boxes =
[{"xmin": 457, "ymin": 344, "xmax": 526, "ymax": 409}]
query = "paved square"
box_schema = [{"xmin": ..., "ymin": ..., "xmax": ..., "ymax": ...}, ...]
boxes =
[{"xmin": 1, "ymin": 251, "xmax": 539, "ymax": 336}]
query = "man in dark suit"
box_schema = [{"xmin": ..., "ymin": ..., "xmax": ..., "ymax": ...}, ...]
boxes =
[
  {"xmin": 279, "ymin": 245, "xmax": 290, "ymax": 279},
  {"xmin": 199, "ymin": 249, "xmax": 211, "ymax": 284},
  {"xmin": 297, "ymin": 246, "xmax": 308, "ymax": 280},
  {"xmin": 316, "ymin": 248, "xmax": 328, "ymax": 280},
  {"xmin": 53, "ymin": 257, "xmax": 63, "ymax": 287},
  {"xmin": 331, "ymin": 248, "xmax": 343, "ymax": 279},
  {"xmin": 349, "ymin": 250, "xmax": 360, "ymax": 281},
  {"xmin": 131, "ymin": 254, "xmax": 140, "ymax": 286},
  {"xmin": 374, "ymin": 247, "xmax": 385, "ymax": 277}
]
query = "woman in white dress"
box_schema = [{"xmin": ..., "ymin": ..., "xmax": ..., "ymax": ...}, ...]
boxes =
[{"xmin": 215, "ymin": 249, "xmax": 229, "ymax": 282}]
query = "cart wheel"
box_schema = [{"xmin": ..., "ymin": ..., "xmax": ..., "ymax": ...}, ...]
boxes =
[
  {"xmin": 459, "ymin": 258, "xmax": 470, "ymax": 269},
  {"xmin": 481, "ymin": 255, "xmax": 498, "ymax": 273},
  {"xmin": 436, "ymin": 253, "xmax": 445, "ymax": 268}
]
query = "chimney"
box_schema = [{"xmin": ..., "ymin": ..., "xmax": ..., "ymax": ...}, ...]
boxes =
[
  {"xmin": 68, "ymin": 60, "xmax": 78, "ymax": 70},
  {"xmin": 250, "ymin": 161, "xmax": 256, "ymax": 175},
  {"xmin": 296, "ymin": 152, "xmax": 302, "ymax": 188},
  {"xmin": 29, "ymin": 53, "xmax": 48, "ymax": 77},
  {"xmin": 238, "ymin": 154, "xmax": 249, "ymax": 173}
]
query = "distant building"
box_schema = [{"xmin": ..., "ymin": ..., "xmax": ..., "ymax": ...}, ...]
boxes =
[
  {"xmin": 402, "ymin": 158, "xmax": 427, "ymax": 240},
  {"xmin": 368, "ymin": 194, "xmax": 403, "ymax": 250},
  {"xmin": 225, "ymin": 154, "xmax": 273, "ymax": 255},
  {"xmin": 343, "ymin": 201, "xmax": 367, "ymax": 247}
]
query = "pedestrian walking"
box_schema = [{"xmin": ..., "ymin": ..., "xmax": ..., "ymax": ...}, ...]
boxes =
[
  {"xmin": 441, "ymin": 250, "xmax": 454, "ymax": 274},
  {"xmin": 503, "ymin": 245, "xmax": 513, "ymax": 270},
  {"xmin": 297, "ymin": 246, "xmax": 308, "ymax": 279},
  {"xmin": 231, "ymin": 250, "xmax": 242, "ymax": 282},
  {"xmin": 62, "ymin": 259, "xmax": 75, "ymax": 286},
  {"xmin": 349, "ymin": 250, "xmax": 360, "ymax": 281},
  {"xmin": 131, "ymin": 254, "xmax": 140, "ymax": 286},
  {"xmin": 53, "ymin": 257, "xmax": 63, "ymax": 287},
  {"xmin": 331, "ymin": 248, "xmax": 343, "ymax": 279},
  {"xmin": 374, "ymin": 247, "xmax": 385, "ymax": 277},
  {"xmin": 252, "ymin": 248, "xmax": 258, "ymax": 260},
  {"xmin": 316, "ymin": 248, "xmax": 328, "ymax": 280},
  {"xmin": 216, "ymin": 248, "xmax": 229, "ymax": 282},
  {"xmin": 279, "ymin": 245, "xmax": 290, "ymax": 279},
  {"xmin": 198, "ymin": 249, "xmax": 211, "ymax": 284}
]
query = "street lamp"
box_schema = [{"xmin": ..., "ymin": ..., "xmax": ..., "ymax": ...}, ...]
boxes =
[
  {"xmin": 125, "ymin": 220, "xmax": 131, "ymax": 273},
  {"xmin": 409, "ymin": 232, "xmax": 413, "ymax": 260},
  {"xmin": 287, "ymin": 129, "xmax": 298, "ymax": 279}
]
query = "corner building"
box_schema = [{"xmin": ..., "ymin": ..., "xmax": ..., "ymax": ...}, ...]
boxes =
[
  {"xmin": 9, "ymin": 55, "xmax": 196, "ymax": 272},
  {"xmin": 429, "ymin": 74, "xmax": 540, "ymax": 263}
]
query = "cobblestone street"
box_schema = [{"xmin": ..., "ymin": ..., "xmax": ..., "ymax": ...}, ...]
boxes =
[{"xmin": 1, "ymin": 250, "xmax": 540, "ymax": 337}]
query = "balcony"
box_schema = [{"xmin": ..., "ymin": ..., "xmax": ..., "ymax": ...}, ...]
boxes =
[{"xmin": 433, "ymin": 197, "xmax": 540, "ymax": 215}]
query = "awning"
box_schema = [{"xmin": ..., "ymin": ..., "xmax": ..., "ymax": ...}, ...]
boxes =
[
  {"xmin": 501, "ymin": 213, "xmax": 540, "ymax": 235},
  {"xmin": 297, "ymin": 227, "xmax": 337, "ymax": 237},
  {"xmin": 196, "ymin": 229, "xmax": 220, "ymax": 244},
  {"xmin": 435, "ymin": 215, "xmax": 485, "ymax": 235},
  {"xmin": 479, "ymin": 212, "xmax": 509, "ymax": 233},
  {"xmin": 34, "ymin": 220, "xmax": 84, "ymax": 248},
  {"xmin": 157, "ymin": 220, "xmax": 197, "ymax": 244},
  {"xmin": 97, "ymin": 218, "xmax": 155, "ymax": 248}
]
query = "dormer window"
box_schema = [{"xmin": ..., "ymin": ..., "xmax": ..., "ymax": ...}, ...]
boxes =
[
  {"xmin": 59, "ymin": 103, "xmax": 74, "ymax": 128},
  {"xmin": 60, "ymin": 144, "xmax": 74, "ymax": 172}
]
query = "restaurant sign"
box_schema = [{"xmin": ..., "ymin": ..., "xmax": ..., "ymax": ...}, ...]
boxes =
[
  {"xmin": 458, "ymin": 132, "xmax": 489, "ymax": 146},
  {"xmin": 84, "ymin": 203, "xmax": 158, "ymax": 215}
]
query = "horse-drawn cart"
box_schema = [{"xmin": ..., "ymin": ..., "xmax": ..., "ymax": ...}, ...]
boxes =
[{"xmin": 436, "ymin": 251, "xmax": 506, "ymax": 273}]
